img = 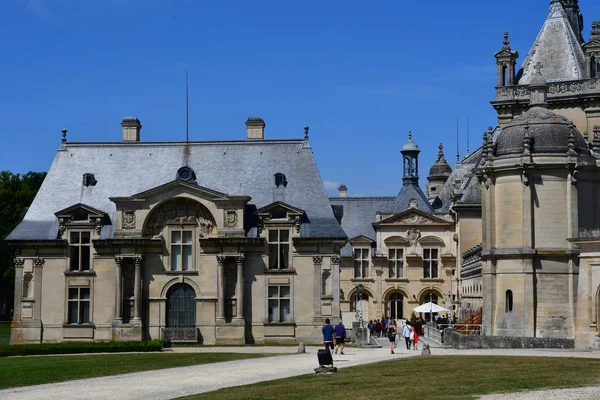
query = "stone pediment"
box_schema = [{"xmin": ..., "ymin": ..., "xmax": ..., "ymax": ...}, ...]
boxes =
[
  {"xmin": 256, "ymin": 201, "xmax": 304, "ymax": 217},
  {"xmin": 119, "ymin": 180, "xmax": 235, "ymax": 203},
  {"xmin": 374, "ymin": 209, "xmax": 452, "ymax": 226},
  {"xmin": 349, "ymin": 235, "xmax": 375, "ymax": 244},
  {"xmin": 55, "ymin": 203, "xmax": 107, "ymax": 219}
]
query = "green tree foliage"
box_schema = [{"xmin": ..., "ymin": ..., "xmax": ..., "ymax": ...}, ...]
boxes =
[{"xmin": 0, "ymin": 171, "xmax": 47, "ymax": 320}]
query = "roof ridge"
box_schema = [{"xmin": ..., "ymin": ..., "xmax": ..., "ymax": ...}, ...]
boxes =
[{"xmin": 64, "ymin": 139, "xmax": 306, "ymax": 147}]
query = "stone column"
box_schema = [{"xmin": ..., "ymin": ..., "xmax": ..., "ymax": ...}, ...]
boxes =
[
  {"xmin": 133, "ymin": 255, "xmax": 143, "ymax": 322},
  {"xmin": 375, "ymin": 268, "xmax": 384, "ymax": 318},
  {"xmin": 313, "ymin": 256, "xmax": 323, "ymax": 318},
  {"xmin": 114, "ymin": 256, "xmax": 123, "ymax": 321},
  {"xmin": 13, "ymin": 257, "xmax": 25, "ymax": 321},
  {"xmin": 216, "ymin": 255, "xmax": 226, "ymax": 321},
  {"xmin": 32, "ymin": 258, "xmax": 45, "ymax": 319},
  {"xmin": 235, "ymin": 255, "xmax": 245, "ymax": 320},
  {"xmin": 331, "ymin": 255, "xmax": 341, "ymax": 317}
]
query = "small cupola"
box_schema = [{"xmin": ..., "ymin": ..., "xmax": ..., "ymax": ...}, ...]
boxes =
[
  {"xmin": 401, "ymin": 132, "xmax": 420, "ymax": 186},
  {"xmin": 427, "ymin": 143, "xmax": 452, "ymax": 202}
]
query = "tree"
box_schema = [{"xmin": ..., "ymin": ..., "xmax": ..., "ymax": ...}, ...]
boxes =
[{"xmin": 0, "ymin": 171, "xmax": 47, "ymax": 320}]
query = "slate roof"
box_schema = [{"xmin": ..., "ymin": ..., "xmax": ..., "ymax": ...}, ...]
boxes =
[
  {"xmin": 390, "ymin": 183, "xmax": 433, "ymax": 214},
  {"xmin": 8, "ymin": 139, "xmax": 346, "ymax": 241},
  {"xmin": 518, "ymin": 1, "xmax": 586, "ymax": 85},
  {"xmin": 328, "ymin": 197, "xmax": 395, "ymax": 257}
]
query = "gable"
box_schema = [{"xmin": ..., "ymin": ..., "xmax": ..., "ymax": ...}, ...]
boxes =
[
  {"xmin": 374, "ymin": 209, "xmax": 452, "ymax": 226},
  {"xmin": 55, "ymin": 203, "xmax": 107, "ymax": 219},
  {"xmin": 256, "ymin": 201, "xmax": 304, "ymax": 217}
]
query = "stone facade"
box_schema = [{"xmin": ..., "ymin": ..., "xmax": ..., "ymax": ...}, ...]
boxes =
[{"xmin": 8, "ymin": 118, "xmax": 347, "ymax": 344}]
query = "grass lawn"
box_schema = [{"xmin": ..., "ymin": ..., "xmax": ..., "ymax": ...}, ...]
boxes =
[
  {"xmin": 0, "ymin": 352, "xmax": 270, "ymax": 389},
  {"xmin": 0, "ymin": 322, "xmax": 10, "ymax": 347},
  {"xmin": 183, "ymin": 356, "xmax": 600, "ymax": 400}
]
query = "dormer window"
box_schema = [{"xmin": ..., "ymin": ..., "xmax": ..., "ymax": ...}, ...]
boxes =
[
  {"xmin": 177, "ymin": 166, "xmax": 197, "ymax": 184},
  {"xmin": 69, "ymin": 231, "xmax": 91, "ymax": 271},
  {"xmin": 82, "ymin": 173, "xmax": 97, "ymax": 187},
  {"xmin": 274, "ymin": 173, "xmax": 287, "ymax": 188}
]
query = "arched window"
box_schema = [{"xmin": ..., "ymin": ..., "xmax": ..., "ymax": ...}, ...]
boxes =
[
  {"xmin": 505, "ymin": 290, "xmax": 513, "ymax": 313},
  {"xmin": 388, "ymin": 293, "xmax": 403, "ymax": 320},
  {"xmin": 502, "ymin": 65, "xmax": 508, "ymax": 86},
  {"xmin": 592, "ymin": 57, "xmax": 598, "ymax": 79},
  {"xmin": 166, "ymin": 283, "xmax": 196, "ymax": 328}
]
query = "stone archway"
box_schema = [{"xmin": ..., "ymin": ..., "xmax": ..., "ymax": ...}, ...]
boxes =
[{"xmin": 143, "ymin": 197, "xmax": 216, "ymax": 237}]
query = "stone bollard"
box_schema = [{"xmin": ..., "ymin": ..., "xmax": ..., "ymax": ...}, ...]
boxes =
[
  {"xmin": 421, "ymin": 343, "xmax": 431, "ymax": 356},
  {"xmin": 297, "ymin": 342, "xmax": 306, "ymax": 353}
]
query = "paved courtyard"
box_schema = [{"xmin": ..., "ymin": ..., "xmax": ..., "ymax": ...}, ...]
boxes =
[{"xmin": 1, "ymin": 346, "xmax": 599, "ymax": 400}]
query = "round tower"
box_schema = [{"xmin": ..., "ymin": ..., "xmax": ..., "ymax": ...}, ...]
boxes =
[{"xmin": 477, "ymin": 80, "xmax": 597, "ymax": 339}]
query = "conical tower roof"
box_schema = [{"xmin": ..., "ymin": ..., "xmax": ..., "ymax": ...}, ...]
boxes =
[
  {"xmin": 428, "ymin": 143, "xmax": 452, "ymax": 180},
  {"xmin": 518, "ymin": 1, "xmax": 586, "ymax": 85}
]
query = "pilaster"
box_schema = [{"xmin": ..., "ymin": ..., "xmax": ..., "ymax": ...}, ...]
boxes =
[
  {"xmin": 313, "ymin": 256, "xmax": 323, "ymax": 318},
  {"xmin": 32, "ymin": 257, "xmax": 44, "ymax": 319},
  {"xmin": 13, "ymin": 257, "xmax": 25, "ymax": 321},
  {"xmin": 133, "ymin": 255, "xmax": 143, "ymax": 322}
]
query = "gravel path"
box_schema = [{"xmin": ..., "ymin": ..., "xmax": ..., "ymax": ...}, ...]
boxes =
[
  {"xmin": 479, "ymin": 386, "xmax": 600, "ymax": 399},
  {"xmin": 1, "ymin": 346, "xmax": 599, "ymax": 400},
  {"xmin": 0, "ymin": 347, "xmax": 409, "ymax": 400}
]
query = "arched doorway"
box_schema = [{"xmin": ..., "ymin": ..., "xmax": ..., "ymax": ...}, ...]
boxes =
[
  {"xmin": 166, "ymin": 283, "xmax": 196, "ymax": 328},
  {"xmin": 386, "ymin": 293, "xmax": 404, "ymax": 321}
]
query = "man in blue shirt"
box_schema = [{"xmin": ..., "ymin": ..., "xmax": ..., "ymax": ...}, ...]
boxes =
[
  {"xmin": 334, "ymin": 320, "xmax": 346, "ymax": 355},
  {"xmin": 322, "ymin": 318, "xmax": 335, "ymax": 355}
]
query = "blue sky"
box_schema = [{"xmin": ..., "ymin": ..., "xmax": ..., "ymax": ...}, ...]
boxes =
[{"xmin": 2, "ymin": 0, "xmax": 599, "ymax": 196}]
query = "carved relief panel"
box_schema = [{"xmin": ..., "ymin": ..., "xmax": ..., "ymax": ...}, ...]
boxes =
[{"xmin": 143, "ymin": 198, "xmax": 216, "ymax": 237}]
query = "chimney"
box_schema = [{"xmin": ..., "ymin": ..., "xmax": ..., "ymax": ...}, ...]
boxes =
[
  {"xmin": 121, "ymin": 117, "xmax": 142, "ymax": 142},
  {"xmin": 246, "ymin": 117, "xmax": 265, "ymax": 140},
  {"xmin": 338, "ymin": 184, "xmax": 347, "ymax": 198}
]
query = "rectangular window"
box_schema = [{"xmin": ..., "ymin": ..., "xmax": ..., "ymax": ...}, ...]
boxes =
[
  {"xmin": 268, "ymin": 229, "xmax": 290, "ymax": 270},
  {"xmin": 171, "ymin": 230, "xmax": 193, "ymax": 271},
  {"xmin": 267, "ymin": 285, "xmax": 291, "ymax": 322},
  {"xmin": 423, "ymin": 248, "xmax": 439, "ymax": 279},
  {"xmin": 354, "ymin": 248, "xmax": 370, "ymax": 278},
  {"xmin": 69, "ymin": 231, "xmax": 91, "ymax": 271},
  {"xmin": 68, "ymin": 287, "xmax": 90, "ymax": 324},
  {"xmin": 388, "ymin": 248, "xmax": 404, "ymax": 278}
]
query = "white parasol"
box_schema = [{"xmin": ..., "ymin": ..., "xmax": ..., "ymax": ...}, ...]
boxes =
[{"xmin": 413, "ymin": 302, "xmax": 449, "ymax": 314}]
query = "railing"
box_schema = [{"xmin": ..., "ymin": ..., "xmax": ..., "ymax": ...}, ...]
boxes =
[
  {"xmin": 424, "ymin": 323, "xmax": 448, "ymax": 345},
  {"xmin": 454, "ymin": 324, "xmax": 481, "ymax": 336}
]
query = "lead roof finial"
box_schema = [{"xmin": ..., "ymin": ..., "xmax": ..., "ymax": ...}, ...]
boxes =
[
  {"xmin": 408, "ymin": 131, "xmax": 412, "ymax": 140},
  {"xmin": 502, "ymin": 31, "xmax": 511, "ymax": 51},
  {"xmin": 437, "ymin": 143, "xmax": 445, "ymax": 161},
  {"xmin": 61, "ymin": 128, "xmax": 67, "ymax": 143},
  {"xmin": 592, "ymin": 21, "xmax": 600, "ymax": 37},
  {"xmin": 304, "ymin": 126, "xmax": 309, "ymax": 140}
]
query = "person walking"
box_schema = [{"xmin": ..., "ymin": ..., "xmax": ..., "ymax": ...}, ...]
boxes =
[
  {"xmin": 322, "ymin": 318, "xmax": 335, "ymax": 355},
  {"xmin": 412, "ymin": 325, "xmax": 419, "ymax": 350},
  {"xmin": 334, "ymin": 320, "xmax": 346, "ymax": 355},
  {"xmin": 387, "ymin": 320, "xmax": 397, "ymax": 354},
  {"xmin": 409, "ymin": 325, "xmax": 416, "ymax": 350},
  {"xmin": 403, "ymin": 322, "xmax": 412, "ymax": 350}
]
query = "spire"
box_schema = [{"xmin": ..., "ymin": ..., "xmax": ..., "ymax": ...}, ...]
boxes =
[
  {"xmin": 554, "ymin": 0, "xmax": 584, "ymax": 43},
  {"xmin": 519, "ymin": 1, "xmax": 585, "ymax": 84}
]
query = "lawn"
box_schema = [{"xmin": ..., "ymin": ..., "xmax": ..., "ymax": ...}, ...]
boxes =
[
  {"xmin": 0, "ymin": 352, "xmax": 270, "ymax": 389},
  {"xmin": 0, "ymin": 322, "xmax": 9, "ymax": 347},
  {"xmin": 183, "ymin": 356, "xmax": 600, "ymax": 400}
]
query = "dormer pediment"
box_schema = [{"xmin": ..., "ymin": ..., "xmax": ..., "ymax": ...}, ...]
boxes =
[
  {"xmin": 256, "ymin": 201, "xmax": 305, "ymax": 234},
  {"xmin": 374, "ymin": 209, "xmax": 452, "ymax": 227},
  {"xmin": 114, "ymin": 180, "xmax": 239, "ymax": 203},
  {"xmin": 349, "ymin": 235, "xmax": 375, "ymax": 245},
  {"xmin": 256, "ymin": 201, "xmax": 304, "ymax": 219},
  {"xmin": 55, "ymin": 203, "xmax": 107, "ymax": 220},
  {"xmin": 54, "ymin": 203, "xmax": 109, "ymax": 238}
]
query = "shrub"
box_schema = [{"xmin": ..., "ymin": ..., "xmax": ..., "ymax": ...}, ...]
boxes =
[{"xmin": 0, "ymin": 340, "xmax": 162, "ymax": 357}]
